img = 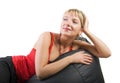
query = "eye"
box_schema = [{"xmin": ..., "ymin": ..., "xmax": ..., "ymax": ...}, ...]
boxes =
[
  {"xmin": 63, "ymin": 18, "xmax": 68, "ymax": 21},
  {"xmin": 73, "ymin": 20, "xmax": 78, "ymax": 24}
]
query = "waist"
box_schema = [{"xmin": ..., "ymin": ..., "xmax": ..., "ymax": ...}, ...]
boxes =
[{"xmin": 12, "ymin": 48, "xmax": 36, "ymax": 81}]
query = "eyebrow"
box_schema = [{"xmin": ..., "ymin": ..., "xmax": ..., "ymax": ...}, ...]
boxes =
[
  {"xmin": 73, "ymin": 17, "xmax": 79, "ymax": 20},
  {"xmin": 63, "ymin": 16, "xmax": 68, "ymax": 18},
  {"xmin": 63, "ymin": 15, "xmax": 80, "ymax": 23}
]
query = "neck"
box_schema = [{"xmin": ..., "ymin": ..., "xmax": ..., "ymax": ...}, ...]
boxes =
[
  {"xmin": 59, "ymin": 33, "xmax": 75, "ymax": 47},
  {"xmin": 58, "ymin": 33, "xmax": 74, "ymax": 54}
]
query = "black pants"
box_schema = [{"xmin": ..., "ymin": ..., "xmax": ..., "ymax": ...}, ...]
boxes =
[{"xmin": 0, "ymin": 56, "xmax": 17, "ymax": 83}]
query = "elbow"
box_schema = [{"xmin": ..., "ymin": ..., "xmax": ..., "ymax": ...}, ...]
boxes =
[
  {"xmin": 36, "ymin": 73, "xmax": 44, "ymax": 80},
  {"xmin": 104, "ymin": 50, "xmax": 112, "ymax": 58},
  {"xmin": 104, "ymin": 48, "xmax": 112, "ymax": 58},
  {"xmin": 103, "ymin": 54, "xmax": 111, "ymax": 58},
  {"xmin": 36, "ymin": 69, "xmax": 47, "ymax": 80},
  {"xmin": 100, "ymin": 51, "xmax": 112, "ymax": 58}
]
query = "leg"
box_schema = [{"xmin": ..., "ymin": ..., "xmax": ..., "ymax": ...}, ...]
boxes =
[
  {"xmin": 0, "ymin": 58, "xmax": 10, "ymax": 83},
  {"xmin": 0, "ymin": 57, "xmax": 17, "ymax": 83}
]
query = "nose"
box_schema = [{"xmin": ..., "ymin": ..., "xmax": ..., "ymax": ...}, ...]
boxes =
[{"xmin": 64, "ymin": 19, "xmax": 71, "ymax": 27}]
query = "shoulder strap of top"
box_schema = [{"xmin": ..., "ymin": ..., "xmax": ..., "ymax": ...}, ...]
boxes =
[
  {"xmin": 69, "ymin": 43, "xmax": 73, "ymax": 51},
  {"xmin": 48, "ymin": 32, "xmax": 54, "ymax": 63}
]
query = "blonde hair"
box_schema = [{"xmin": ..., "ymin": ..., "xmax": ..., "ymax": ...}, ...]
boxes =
[{"xmin": 65, "ymin": 9, "xmax": 86, "ymax": 28}]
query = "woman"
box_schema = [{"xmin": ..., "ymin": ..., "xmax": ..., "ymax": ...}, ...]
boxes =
[{"xmin": 0, "ymin": 9, "xmax": 111, "ymax": 83}]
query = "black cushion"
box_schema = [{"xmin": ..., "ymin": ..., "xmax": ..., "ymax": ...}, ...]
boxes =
[{"xmin": 27, "ymin": 37, "xmax": 105, "ymax": 83}]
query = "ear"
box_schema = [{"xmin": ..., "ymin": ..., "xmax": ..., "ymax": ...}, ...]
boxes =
[
  {"xmin": 79, "ymin": 29, "xmax": 83, "ymax": 36},
  {"xmin": 76, "ymin": 31, "xmax": 83, "ymax": 40}
]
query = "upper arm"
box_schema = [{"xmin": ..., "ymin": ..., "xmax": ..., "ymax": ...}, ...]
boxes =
[{"xmin": 35, "ymin": 32, "xmax": 51, "ymax": 74}]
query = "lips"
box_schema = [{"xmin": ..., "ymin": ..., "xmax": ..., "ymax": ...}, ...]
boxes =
[
  {"xmin": 62, "ymin": 25, "xmax": 71, "ymax": 31},
  {"xmin": 63, "ymin": 27, "xmax": 71, "ymax": 31}
]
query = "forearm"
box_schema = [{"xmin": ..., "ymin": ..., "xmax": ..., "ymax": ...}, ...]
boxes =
[
  {"xmin": 36, "ymin": 56, "xmax": 72, "ymax": 80},
  {"xmin": 84, "ymin": 30, "xmax": 111, "ymax": 57}
]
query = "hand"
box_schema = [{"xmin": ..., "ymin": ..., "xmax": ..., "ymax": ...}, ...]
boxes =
[
  {"xmin": 71, "ymin": 51, "xmax": 93, "ymax": 65},
  {"xmin": 82, "ymin": 16, "xmax": 89, "ymax": 33}
]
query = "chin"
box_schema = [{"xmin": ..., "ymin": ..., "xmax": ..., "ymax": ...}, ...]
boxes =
[{"xmin": 60, "ymin": 31, "xmax": 72, "ymax": 36}]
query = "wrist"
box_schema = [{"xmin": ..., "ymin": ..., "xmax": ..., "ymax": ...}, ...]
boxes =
[
  {"xmin": 67, "ymin": 56, "xmax": 74, "ymax": 64},
  {"xmin": 84, "ymin": 30, "xmax": 91, "ymax": 35}
]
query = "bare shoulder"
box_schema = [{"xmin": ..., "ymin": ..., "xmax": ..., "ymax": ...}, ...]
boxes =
[
  {"xmin": 40, "ymin": 32, "xmax": 51, "ymax": 38},
  {"xmin": 39, "ymin": 32, "xmax": 60, "ymax": 43},
  {"xmin": 33, "ymin": 32, "xmax": 52, "ymax": 49}
]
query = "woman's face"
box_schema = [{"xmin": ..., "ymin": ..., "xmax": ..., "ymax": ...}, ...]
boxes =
[{"xmin": 60, "ymin": 12, "xmax": 82, "ymax": 37}]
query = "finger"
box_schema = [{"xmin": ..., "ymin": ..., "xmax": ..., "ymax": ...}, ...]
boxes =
[
  {"xmin": 83, "ymin": 54, "xmax": 92, "ymax": 58},
  {"xmin": 85, "ymin": 56, "xmax": 93, "ymax": 60},
  {"xmin": 84, "ymin": 56, "xmax": 93, "ymax": 60},
  {"xmin": 85, "ymin": 58, "xmax": 93, "ymax": 63},
  {"xmin": 82, "ymin": 61, "xmax": 91, "ymax": 65},
  {"xmin": 84, "ymin": 58, "xmax": 93, "ymax": 63}
]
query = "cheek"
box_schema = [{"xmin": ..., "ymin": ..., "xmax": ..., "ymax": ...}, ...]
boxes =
[
  {"xmin": 60, "ymin": 24, "xmax": 64, "ymax": 32},
  {"xmin": 74, "ymin": 27, "xmax": 82, "ymax": 34},
  {"xmin": 60, "ymin": 22, "xmax": 64, "ymax": 27},
  {"xmin": 74, "ymin": 26, "xmax": 81, "ymax": 31}
]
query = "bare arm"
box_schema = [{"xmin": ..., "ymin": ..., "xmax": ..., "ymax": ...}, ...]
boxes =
[
  {"xmin": 80, "ymin": 31, "xmax": 111, "ymax": 58},
  {"xmin": 78, "ymin": 18, "xmax": 111, "ymax": 58},
  {"xmin": 35, "ymin": 32, "xmax": 72, "ymax": 80}
]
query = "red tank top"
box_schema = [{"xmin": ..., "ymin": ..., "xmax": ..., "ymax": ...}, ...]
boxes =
[{"xmin": 12, "ymin": 32, "xmax": 54, "ymax": 83}]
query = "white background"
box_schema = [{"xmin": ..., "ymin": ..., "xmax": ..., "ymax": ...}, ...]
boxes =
[{"xmin": 0, "ymin": 0, "xmax": 119, "ymax": 83}]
